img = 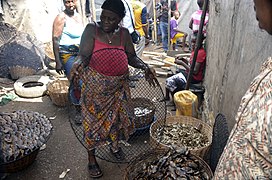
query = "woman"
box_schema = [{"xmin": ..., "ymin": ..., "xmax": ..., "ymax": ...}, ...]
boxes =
[
  {"xmin": 70, "ymin": 0, "xmax": 157, "ymax": 178},
  {"xmin": 52, "ymin": 0, "xmax": 84, "ymax": 77},
  {"xmin": 214, "ymin": 0, "xmax": 272, "ymax": 179}
]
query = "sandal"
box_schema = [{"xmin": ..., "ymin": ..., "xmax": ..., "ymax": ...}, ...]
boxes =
[
  {"xmin": 88, "ymin": 163, "xmax": 103, "ymax": 178},
  {"xmin": 110, "ymin": 147, "xmax": 125, "ymax": 161}
]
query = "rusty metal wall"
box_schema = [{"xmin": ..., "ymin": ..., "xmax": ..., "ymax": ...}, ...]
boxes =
[{"xmin": 204, "ymin": 0, "xmax": 272, "ymax": 129}]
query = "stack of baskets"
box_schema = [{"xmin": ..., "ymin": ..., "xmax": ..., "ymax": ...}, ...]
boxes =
[
  {"xmin": 130, "ymin": 97, "xmax": 155, "ymax": 130},
  {"xmin": 150, "ymin": 115, "xmax": 213, "ymax": 159},
  {"xmin": 47, "ymin": 79, "xmax": 69, "ymax": 107},
  {"xmin": 9, "ymin": 65, "xmax": 36, "ymax": 80}
]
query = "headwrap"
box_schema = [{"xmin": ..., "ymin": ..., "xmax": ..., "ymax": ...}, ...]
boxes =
[{"xmin": 101, "ymin": 0, "xmax": 126, "ymax": 19}]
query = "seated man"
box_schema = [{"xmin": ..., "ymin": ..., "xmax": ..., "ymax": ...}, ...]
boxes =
[
  {"xmin": 165, "ymin": 38, "xmax": 206, "ymax": 104},
  {"xmin": 170, "ymin": 10, "xmax": 188, "ymax": 51}
]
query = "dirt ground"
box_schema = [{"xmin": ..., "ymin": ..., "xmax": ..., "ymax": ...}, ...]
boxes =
[{"xmin": 0, "ymin": 43, "xmax": 185, "ymax": 180}]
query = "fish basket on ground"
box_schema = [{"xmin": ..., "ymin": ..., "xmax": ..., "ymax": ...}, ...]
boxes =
[
  {"xmin": 124, "ymin": 148, "xmax": 213, "ymax": 180},
  {"xmin": 130, "ymin": 97, "xmax": 155, "ymax": 130},
  {"xmin": 9, "ymin": 65, "xmax": 36, "ymax": 80},
  {"xmin": 0, "ymin": 147, "xmax": 40, "ymax": 173},
  {"xmin": 150, "ymin": 115, "xmax": 213, "ymax": 159},
  {"xmin": 47, "ymin": 79, "xmax": 69, "ymax": 107}
]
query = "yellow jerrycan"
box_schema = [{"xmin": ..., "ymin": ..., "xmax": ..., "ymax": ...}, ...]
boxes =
[{"xmin": 174, "ymin": 90, "xmax": 198, "ymax": 118}]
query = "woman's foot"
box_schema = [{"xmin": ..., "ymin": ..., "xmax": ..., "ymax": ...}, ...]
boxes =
[{"xmin": 88, "ymin": 162, "xmax": 103, "ymax": 178}]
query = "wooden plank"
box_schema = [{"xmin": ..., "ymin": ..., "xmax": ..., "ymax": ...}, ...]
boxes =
[
  {"xmin": 174, "ymin": 53, "xmax": 191, "ymax": 57},
  {"xmin": 151, "ymin": 57, "xmax": 176, "ymax": 66},
  {"xmin": 143, "ymin": 51, "xmax": 166, "ymax": 56}
]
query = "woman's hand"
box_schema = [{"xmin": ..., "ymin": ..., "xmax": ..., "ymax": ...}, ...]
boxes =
[
  {"xmin": 69, "ymin": 60, "xmax": 82, "ymax": 82},
  {"xmin": 144, "ymin": 67, "xmax": 159, "ymax": 87},
  {"xmin": 56, "ymin": 62, "xmax": 64, "ymax": 75}
]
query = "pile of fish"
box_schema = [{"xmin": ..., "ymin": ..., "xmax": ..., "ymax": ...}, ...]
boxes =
[
  {"xmin": 0, "ymin": 110, "xmax": 52, "ymax": 163},
  {"xmin": 134, "ymin": 107, "xmax": 153, "ymax": 117},
  {"xmin": 153, "ymin": 123, "xmax": 209, "ymax": 149},
  {"xmin": 130, "ymin": 148, "xmax": 211, "ymax": 179}
]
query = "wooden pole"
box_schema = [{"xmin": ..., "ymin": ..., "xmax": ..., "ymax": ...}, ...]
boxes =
[
  {"xmin": 152, "ymin": 0, "xmax": 157, "ymax": 43},
  {"xmin": 91, "ymin": 0, "xmax": 96, "ymax": 22},
  {"xmin": 167, "ymin": 0, "xmax": 171, "ymax": 51},
  {"xmin": 185, "ymin": 0, "xmax": 208, "ymax": 90}
]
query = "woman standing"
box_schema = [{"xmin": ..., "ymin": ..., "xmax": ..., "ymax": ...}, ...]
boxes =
[
  {"xmin": 70, "ymin": 0, "xmax": 157, "ymax": 178},
  {"xmin": 52, "ymin": 0, "xmax": 84, "ymax": 77}
]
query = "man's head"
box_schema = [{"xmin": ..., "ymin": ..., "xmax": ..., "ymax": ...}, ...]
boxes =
[
  {"xmin": 197, "ymin": 0, "xmax": 204, "ymax": 9},
  {"xmin": 253, "ymin": 0, "xmax": 272, "ymax": 35},
  {"xmin": 173, "ymin": 10, "xmax": 180, "ymax": 19},
  {"xmin": 63, "ymin": 0, "xmax": 77, "ymax": 13}
]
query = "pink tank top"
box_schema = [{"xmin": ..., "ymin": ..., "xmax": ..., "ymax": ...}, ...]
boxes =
[{"xmin": 88, "ymin": 26, "xmax": 128, "ymax": 76}]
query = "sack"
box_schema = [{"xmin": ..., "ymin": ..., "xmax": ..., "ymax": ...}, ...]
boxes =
[{"xmin": 130, "ymin": 30, "xmax": 141, "ymax": 44}]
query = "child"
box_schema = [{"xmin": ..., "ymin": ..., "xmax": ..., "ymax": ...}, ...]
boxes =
[{"xmin": 170, "ymin": 10, "xmax": 188, "ymax": 51}]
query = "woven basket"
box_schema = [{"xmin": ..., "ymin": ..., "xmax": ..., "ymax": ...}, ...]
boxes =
[
  {"xmin": 47, "ymin": 79, "xmax": 69, "ymax": 106},
  {"xmin": 124, "ymin": 148, "xmax": 213, "ymax": 180},
  {"xmin": 150, "ymin": 115, "xmax": 213, "ymax": 159},
  {"xmin": 130, "ymin": 97, "xmax": 155, "ymax": 129},
  {"xmin": 9, "ymin": 66, "xmax": 36, "ymax": 80},
  {"xmin": 0, "ymin": 147, "xmax": 40, "ymax": 173}
]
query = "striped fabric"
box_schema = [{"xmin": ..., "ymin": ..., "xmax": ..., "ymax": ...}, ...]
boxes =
[
  {"xmin": 191, "ymin": 10, "xmax": 209, "ymax": 36},
  {"xmin": 214, "ymin": 57, "xmax": 272, "ymax": 179}
]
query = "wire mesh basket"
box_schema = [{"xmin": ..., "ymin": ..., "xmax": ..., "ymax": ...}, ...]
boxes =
[
  {"xmin": 124, "ymin": 148, "xmax": 213, "ymax": 179},
  {"xmin": 9, "ymin": 65, "xmax": 36, "ymax": 80},
  {"xmin": 150, "ymin": 115, "xmax": 213, "ymax": 159},
  {"xmin": 47, "ymin": 79, "xmax": 69, "ymax": 107},
  {"xmin": 67, "ymin": 48, "xmax": 167, "ymax": 163}
]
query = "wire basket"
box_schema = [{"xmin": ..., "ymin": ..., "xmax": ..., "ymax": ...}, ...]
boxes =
[
  {"xmin": 9, "ymin": 65, "xmax": 36, "ymax": 80},
  {"xmin": 47, "ymin": 79, "xmax": 69, "ymax": 106},
  {"xmin": 124, "ymin": 148, "xmax": 213, "ymax": 180},
  {"xmin": 0, "ymin": 147, "xmax": 40, "ymax": 173},
  {"xmin": 150, "ymin": 115, "xmax": 213, "ymax": 159},
  {"xmin": 130, "ymin": 97, "xmax": 155, "ymax": 129}
]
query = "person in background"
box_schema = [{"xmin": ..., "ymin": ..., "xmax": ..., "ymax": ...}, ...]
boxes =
[
  {"xmin": 170, "ymin": 10, "xmax": 188, "ymax": 51},
  {"xmin": 70, "ymin": 0, "xmax": 158, "ymax": 178},
  {"xmin": 214, "ymin": 0, "xmax": 272, "ymax": 179},
  {"xmin": 164, "ymin": 37, "xmax": 206, "ymax": 106},
  {"xmin": 52, "ymin": 0, "xmax": 84, "ymax": 78},
  {"xmin": 131, "ymin": 0, "xmax": 150, "ymax": 57},
  {"xmin": 189, "ymin": 0, "xmax": 209, "ymax": 49},
  {"xmin": 158, "ymin": 1, "xmax": 169, "ymax": 53},
  {"xmin": 121, "ymin": 0, "xmax": 135, "ymax": 37}
]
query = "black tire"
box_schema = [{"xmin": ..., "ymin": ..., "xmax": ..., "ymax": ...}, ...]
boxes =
[
  {"xmin": 209, "ymin": 113, "xmax": 230, "ymax": 172},
  {"xmin": 14, "ymin": 75, "xmax": 52, "ymax": 98}
]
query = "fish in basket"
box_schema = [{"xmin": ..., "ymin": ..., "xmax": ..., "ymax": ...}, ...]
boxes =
[
  {"xmin": 150, "ymin": 115, "xmax": 213, "ymax": 159},
  {"xmin": 124, "ymin": 147, "xmax": 213, "ymax": 179},
  {"xmin": 0, "ymin": 110, "xmax": 53, "ymax": 173},
  {"xmin": 130, "ymin": 97, "xmax": 156, "ymax": 130}
]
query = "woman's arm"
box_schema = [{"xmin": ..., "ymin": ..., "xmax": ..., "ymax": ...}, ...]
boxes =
[
  {"xmin": 52, "ymin": 13, "xmax": 65, "ymax": 74},
  {"xmin": 123, "ymin": 28, "xmax": 158, "ymax": 86},
  {"xmin": 79, "ymin": 23, "xmax": 95, "ymax": 67}
]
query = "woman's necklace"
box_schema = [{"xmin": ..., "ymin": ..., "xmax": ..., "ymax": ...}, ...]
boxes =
[
  {"xmin": 105, "ymin": 27, "xmax": 120, "ymax": 44},
  {"xmin": 106, "ymin": 33, "xmax": 114, "ymax": 44}
]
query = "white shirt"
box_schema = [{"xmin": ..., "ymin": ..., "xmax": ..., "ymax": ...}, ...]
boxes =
[{"xmin": 121, "ymin": 0, "xmax": 135, "ymax": 34}]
